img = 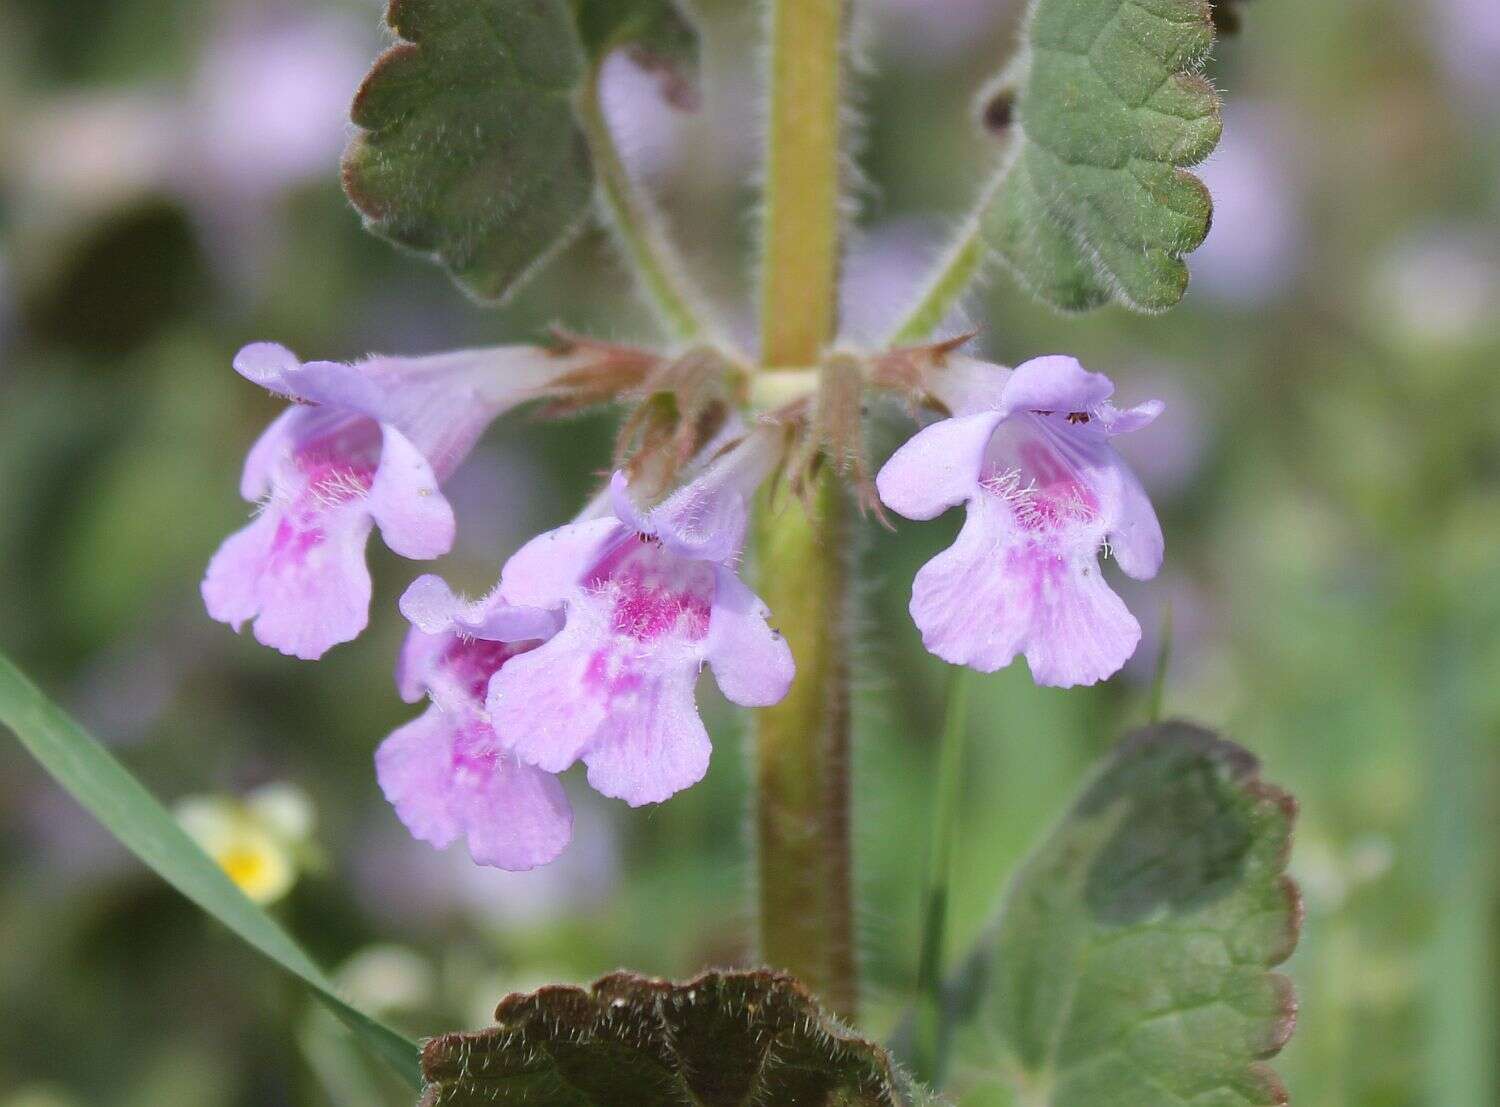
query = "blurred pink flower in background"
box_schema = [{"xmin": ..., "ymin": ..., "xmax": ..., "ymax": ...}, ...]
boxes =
[
  {"xmin": 178, "ymin": 3, "xmax": 375, "ymax": 287},
  {"xmin": 840, "ymin": 218, "xmax": 959, "ymax": 346},
  {"xmin": 354, "ymin": 793, "xmax": 620, "ymax": 932},
  {"xmin": 1368, "ymin": 224, "xmax": 1500, "ymax": 345},
  {"xmin": 1192, "ymin": 103, "xmax": 1305, "ymax": 307},
  {"xmin": 0, "ymin": 255, "xmax": 13, "ymax": 355},
  {"xmin": 5, "ymin": 2, "xmax": 373, "ymax": 292},
  {"xmin": 1109, "ymin": 368, "xmax": 1213, "ymax": 500},
  {"xmin": 186, "ymin": 4, "xmax": 371, "ymax": 203},
  {"xmin": 600, "ymin": 52, "xmax": 691, "ymax": 182},
  {"xmin": 11, "ymin": 93, "xmax": 180, "ymax": 227},
  {"xmin": 1117, "ymin": 569, "xmax": 1218, "ymax": 686},
  {"xmin": 869, "ymin": 0, "xmax": 1005, "ymax": 63},
  {"xmin": 1428, "ymin": 0, "xmax": 1500, "ymax": 104}
]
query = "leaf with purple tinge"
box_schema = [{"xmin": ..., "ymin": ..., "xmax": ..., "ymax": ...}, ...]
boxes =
[
  {"xmin": 970, "ymin": 721, "xmax": 1302, "ymax": 1107},
  {"xmin": 418, "ymin": 968, "xmax": 925, "ymax": 1106}
]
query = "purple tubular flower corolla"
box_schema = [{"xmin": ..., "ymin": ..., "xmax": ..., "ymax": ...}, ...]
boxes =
[
  {"xmin": 877, "ymin": 355, "xmax": 1164, "ymax": 687},
  {"xmin": 375, "ymin": 576, "xmax": 573, "ymax": 871},
  {"xmin": 203, "ymin": 341, "xmax": 584, "ymax": 659},
  {"xmin": 484, "ymin": 442, "xmax": 795, "ymax": 807}
]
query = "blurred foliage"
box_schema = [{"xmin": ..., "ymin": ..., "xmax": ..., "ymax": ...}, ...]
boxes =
[{"xmin": 0, "ymin": 0, "xmax": 1497, "ymax": 1105}]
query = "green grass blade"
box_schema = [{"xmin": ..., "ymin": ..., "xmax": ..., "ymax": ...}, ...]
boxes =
[
  {"xmin": 910, "ymin": 665, "xmax": 974, "ymax": 1088},
  {"xmin": 0, "ymin": 651, "xmax": 423, "ymax": 1089}
]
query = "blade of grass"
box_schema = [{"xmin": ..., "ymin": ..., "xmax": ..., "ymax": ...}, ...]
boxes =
[
  {"xmin": 0, "ymin": 651, "xmax": 423, "ymax": 1089},
  {"xmin": 1148, "ymin": 599, "xmax": 1174, "ymax": 724},
  {"xmin": 910, "ymin": 664, "xmax": 973, "ymax": 1088}
]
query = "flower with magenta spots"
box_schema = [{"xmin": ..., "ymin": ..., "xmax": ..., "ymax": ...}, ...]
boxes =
[
  {"xmin": 876, "ymin": 355, "xmax": 1163, "ymax": 687},
  {"xmin": 203, "ymin": 340, "xmax": 584, "ymax": 659},
  {"xmin": 484, "ymin": 446, "xmax": 794, "ymax": 807},
  {"xmin": 375, "ymin": 575, "xmax": 573, "ymax": 871}
]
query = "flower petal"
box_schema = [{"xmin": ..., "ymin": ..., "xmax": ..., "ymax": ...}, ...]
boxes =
[
  {"xmin": 607, "ymin": 470, "xmax": 653, "ymax": 536},
  {"xmin": 1098, "ymin": 398, "xmax": 1164, "ymax": 437},
  {"xmin": 202, "ymin": 511, "xmax": 278, "ymax": 634},
  {"xmin": 485, "ymin": 617, "xmax": 612, "ymax": 774},
  {"xmin": 498, "ymin": 517, "xmax": 626, "ymax": 609},
  {"xmin": 909, "ymin": 498, "xmax": 1034, "ymax": 672},
  {"xmin": 456, "ymin": 751, "xmax": 573, "ymax": 870},
  {"xmin": 705, "ymin": 567, "xmax": 794, "ymax": 707},
  {"xmin": 1035, "ymin": 424, "xmax": 1164, "ymax": 582},
  {"xmin": 367, "ymin": 424, "xmax": 455, "ymax": 560},
  {"xmin": 1105, "ymin": 461, "xmax": 1164, "ymax": 581},
  {"xmin": 203, "ymin": 501, "xmax": 374, "ymax": 660},
  {"xmin": 926, "ymin": 354, "xmax": 1012, "ymax": 417},
  {"xmin": 375, "ymin": 707, "xmax": 574, "ymax": 870},
  {"xmin": 876, "ymin": 410, "xmax": 1003, "ymax": 521},
  {"xmin": 240, "ymin": 407, "xmax": 303, "ymax": 501},
  {"xmin": 394, "ymin": 624, "xmax": 448, "ymax": 703},
  {"xmin": 399, "ymin": 574, "xmax": 558, "ymax": 643},
  {"xmin": 579, "ymin": 662, "xmax": 711, "ymax": 806},
  {"xmin": 995, "ymin": 355, "xmax": 1115, "ymax": 420},
  {"xmin": 1020, "ymin": 559, "xmax": 1141, "ymax": 688},
  {"xmin": 233, "ymin": 341, "xmax": 304, "ymax": 397},
  {"xmin": 375, "ymin": 706, "xmax": 464, "ymax": 850}
]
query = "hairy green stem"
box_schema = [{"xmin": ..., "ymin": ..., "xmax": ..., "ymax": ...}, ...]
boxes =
[
  {"xmin": 754, "ymin": 480, "xmax": 857, "ymax": 1017},
  {"xmin": 911, "ymin": 666, "xmax": 973, "ymax": 1086},
  {"xmin": 753, "ymin": 0, "xmax": 854, "ymax": 1017},
  {"xmin": 758, "ymin": 0, "xmax": 845, "ymax": 367},
  {"xmin": 888, "ymin": 159, "xmax": 1009, "ymax": 348},
  {"xmin": 888, "ymin": 202, "xmax": 990, "ymax": 347},
  {"xmin": 578, "ymin": 72, "xmax": 707, "ymax": 343}
]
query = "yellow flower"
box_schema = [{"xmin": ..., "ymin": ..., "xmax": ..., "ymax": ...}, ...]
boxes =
[{"xmin": 175, "ymin": 783, "xmax": 315, "ymax": 906}]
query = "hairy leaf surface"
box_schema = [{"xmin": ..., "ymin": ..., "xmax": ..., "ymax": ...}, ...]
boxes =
[
  {"xmin": 982, "ymin": 0, "xmax": 1222, "ymax": 311},
  {"xmin": 343, "ymin": 0, "xmax": 697, "ymax": 302},
  {"xmin": 975, "ymin": 722, "xmax": 1301, "ymax": 1106},
  {"xmin": 419, "ymin": 969, "xmax": 914, "ymax": 1106}
]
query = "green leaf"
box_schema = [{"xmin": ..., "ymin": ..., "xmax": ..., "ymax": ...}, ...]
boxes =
[
  {"xmin": 419, "ymin": 969, "xmax": 914, "ymax": 1106},
  {"xmin": 0, "ymin": 651, "xmax": 423, "ymax": 1089},
  {"xmin": 342, "ymin": 0, "xmax": 698, "ymax": 303},
  {"xmin": 981, "ymin": 0, "xmax": 1223, "ymax": 312},
  {"xmin": 571, "ymin": 0, "xmax": 697, "ymax": 87},
  {"xmin": 974, "ymin": 722, "xmax": 1300, "ymax": 1106}
]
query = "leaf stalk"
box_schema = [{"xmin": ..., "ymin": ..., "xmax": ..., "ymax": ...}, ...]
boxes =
[{"xmin": 578, "ymin": 71, "xmax": 710, "ymax": 344}]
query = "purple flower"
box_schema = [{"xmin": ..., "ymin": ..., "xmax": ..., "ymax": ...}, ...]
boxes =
[
  {"xmin": 375, "ymin": 576, "xmax": 573, "ymax": 871},
  {"xmin": 203, "ymin": 341, "xmax": 580, "ymax": 659},
  {"xmin": 485, "ymin": 449, "xmax": 794, "ymax": 807},
  {"xmin": 877, "ymin": 355, "xmax": 1164, "ymax": 687}
]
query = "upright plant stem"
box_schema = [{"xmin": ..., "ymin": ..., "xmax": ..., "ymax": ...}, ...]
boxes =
[
  {"xmin": 911, "ymin": 666, "xmax": 973, "ymax": 1086},
  {"xmin": 578, "ymin": 73, "xmax": 706, "ymax": 344},
  {"xmin": 758, "ymin": 0, "xmax": 844, "ymax": 368},
  {"xmin": 753, "ymin": 0, "xmax": 857, "ymax": 1018},
  {"xmin": 754, "ymin": 479, "xmax": 856, "ymax": 1017}
]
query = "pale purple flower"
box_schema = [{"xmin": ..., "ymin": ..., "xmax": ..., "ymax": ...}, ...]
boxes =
[
  {"xmin": 203, "ymin": 341, "xmax": 583, "ymax": 659},
  {"xmin": 485, "ymin": 448, "xmax": 794, "ymax": 807},
  {"xmin": 877, "ymin": 355, "xmax": 1164, "ymax": 687},
  {"xmin": 188, "ymin": 6, "xmax": 373, "ymax": 202},
  {"xmin": 1429, "ymin": 0, "xmax": 1500, "ymax": 105},
  {"xmin": 1193, "ymin": 103, "xmax": 1304, "ymax": 307},
  {"xmin": 872, "ymin": 0, "xmax": 1002, "ymax": 63},
  {"xmin": 375, "ymin": 576, "xmax": 572, "ymax": 871}
]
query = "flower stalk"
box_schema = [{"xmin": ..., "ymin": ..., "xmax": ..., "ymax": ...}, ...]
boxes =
[{"xmin": 753, "ymin": 0, "xmax": 858, "ymax": 1018}]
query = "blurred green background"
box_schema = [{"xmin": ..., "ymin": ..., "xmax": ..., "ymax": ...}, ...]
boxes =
[{"xmin": 1, "ymin": 0, "xmax": 1497, "ymax": 1104}]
